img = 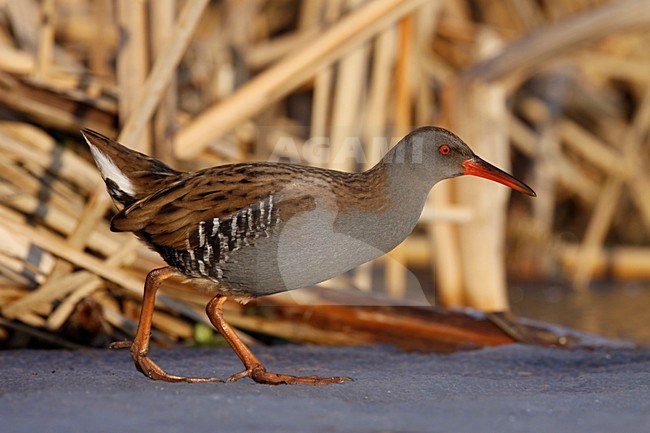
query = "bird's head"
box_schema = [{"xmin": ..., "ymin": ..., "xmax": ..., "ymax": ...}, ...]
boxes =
[{"xmin": 388, "ymin": 126, "xmax": 536, "ymax": 197}]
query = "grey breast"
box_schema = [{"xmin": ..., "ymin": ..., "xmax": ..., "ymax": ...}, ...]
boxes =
[
  {"xmin": 221, "ymin": 185, "xmax": 423, "ymax": 296},
  {"xmin": 222, "ymin": 201, "xmax": 390, "ymax": 296}
]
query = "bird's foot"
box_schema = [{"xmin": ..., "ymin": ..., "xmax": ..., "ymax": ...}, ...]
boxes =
[
  {"xmin": 129, "ymin": 348, "xmax": 223, "ymax": 383},
  {"xmin": 227, "ymin": 364, "xmax": 352, "ymax": 385},
  {"xmin": 111, "ymin": 341, "xmax": 222, "ymax": 382}
]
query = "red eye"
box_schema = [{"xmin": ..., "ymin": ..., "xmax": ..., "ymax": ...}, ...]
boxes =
[{"xmin": 439, "ymin": 144, "xmax": 451, "ymax": 155}]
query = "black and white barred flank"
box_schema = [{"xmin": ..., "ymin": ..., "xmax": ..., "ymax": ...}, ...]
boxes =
[{"xmin": 154, "ymin": 195, "xmax": 281, "ymax": 281}]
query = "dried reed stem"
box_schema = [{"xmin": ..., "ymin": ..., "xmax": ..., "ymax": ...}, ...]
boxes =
[{"xmin": 175, "ymin": 0, "xmax": 431, "ymax": 159}]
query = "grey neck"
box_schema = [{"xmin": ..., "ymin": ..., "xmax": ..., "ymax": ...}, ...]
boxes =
[
  {"xmin": 337, "ymin": 153, "xmax": 436, "ymax": 256},
  {"xmin": 376, "ymin": 160, "xmax": 433, "ymax": 246}
]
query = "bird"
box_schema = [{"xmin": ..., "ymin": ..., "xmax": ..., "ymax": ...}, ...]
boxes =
[{"xmin": 81, "ymin": 126, "xmax": 535, "ymax": 385}]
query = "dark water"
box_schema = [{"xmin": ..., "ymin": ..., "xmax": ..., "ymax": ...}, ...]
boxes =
[
  {"xmin": 509, "ymin": 282, "xmax": 650, "ymax": 345},
  {"xmin": 390, "ymin": 266, "xmax": 649, "ymax": 346}
]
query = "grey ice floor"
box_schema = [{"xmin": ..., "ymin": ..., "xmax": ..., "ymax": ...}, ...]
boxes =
[{"xmin": 1, "ymin": 344, "xmax": 649, "ymax": 433}]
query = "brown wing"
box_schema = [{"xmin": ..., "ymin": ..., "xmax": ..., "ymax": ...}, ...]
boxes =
[{"xmin": 110, "ymin": 163, "xmax": 315, "ymax": 251}]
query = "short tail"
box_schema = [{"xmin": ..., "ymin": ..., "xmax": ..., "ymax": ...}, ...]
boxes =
[{"xmin": 81, "ymin": 129, "xmax": 182, "ymax": 208}]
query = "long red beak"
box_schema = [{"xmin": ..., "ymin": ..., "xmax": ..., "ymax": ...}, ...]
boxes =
[{"xmin": 462, "ymin": 157, "xmax": 536, "ymax": 197}]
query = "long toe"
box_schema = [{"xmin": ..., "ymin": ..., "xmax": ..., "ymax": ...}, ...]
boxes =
[
  {"xmin": 226, "ymin": 369, "xmax": 255, "ymax": 383},
  {"xmin": 109, "ymin": 340, "xmax": 132, "ymax": 349},
  {"xmin": 230, "ymin": 365, "xmax": 352, "ymax": 385},
  {"xmin": 253, "ymin": 372, "xmax": 352, "ymax": 385},
  {"xmin": 133, "ymin": 355, "xmax": 224, "ymax": 383}
]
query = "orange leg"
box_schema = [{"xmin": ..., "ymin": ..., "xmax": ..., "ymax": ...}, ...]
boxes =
[
  {"xmin": 205, "ymin": 295, "xmax": 351, "ymax": 385},
  {"xmin": 119, "ymin": 267, "xmax": 222, "ymax": 383}
]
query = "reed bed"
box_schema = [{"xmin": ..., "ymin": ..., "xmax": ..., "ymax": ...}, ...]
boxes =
[{"xmin": 0, "ymin": 0, "xmax": 649, "ymax": 348}]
